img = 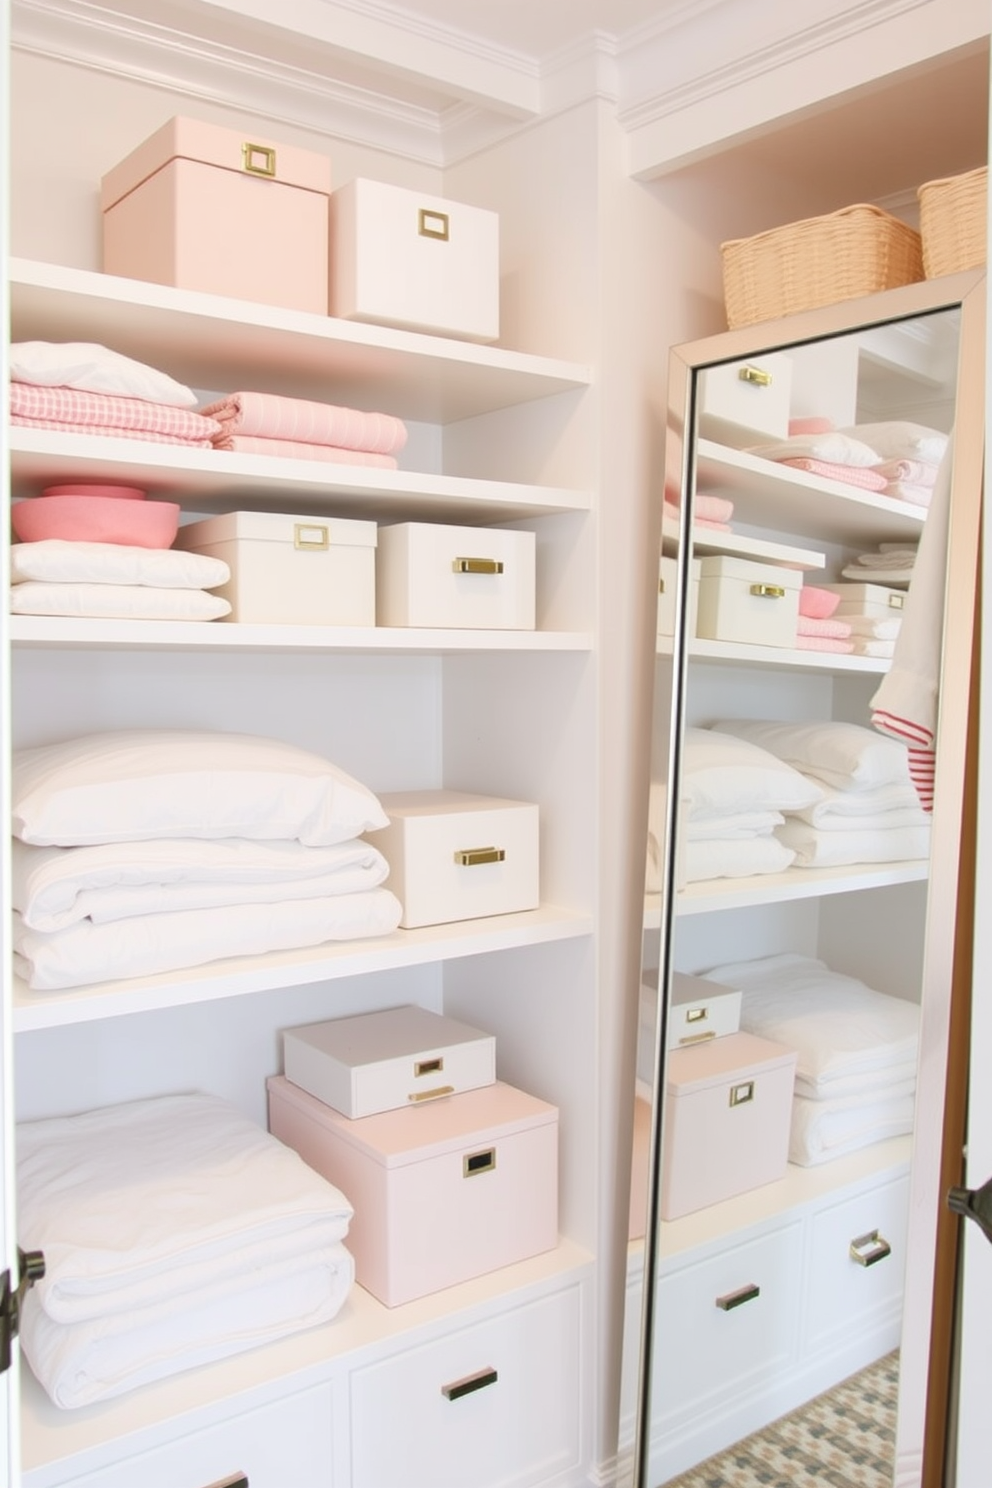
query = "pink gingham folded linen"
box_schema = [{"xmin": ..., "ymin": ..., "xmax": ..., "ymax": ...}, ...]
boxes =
[
  {"xmin": 211, "ymin": 435, "xmax": 397, "ymax": 469},
  {"xmin": 200, "ymin": 391, "xmax": 408, "ymax": 456},
  {"xmin": 798, "ymin": 616, "xmax": 853, "ymax": 639},
  {"xmin": 10, "ymin": 383, "xmax": 221, "ymax": 446},
  {"xmin": 778, "ymin": 458, "xmax": 889, "ymax": 491}
]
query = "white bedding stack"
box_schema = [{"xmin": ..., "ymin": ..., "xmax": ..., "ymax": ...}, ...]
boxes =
[{"xmin": 9, "ymin": 538, "xmax": 234, "ymax": 621}]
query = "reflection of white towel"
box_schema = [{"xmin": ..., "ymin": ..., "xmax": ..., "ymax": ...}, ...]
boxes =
[
  {"xmin": 790, "ymin": 781, "xmax": 925, "ymax": 830},
  {"xmin": 789, "ymin": 1090, "xmax": 916, "ymax": 1166},
  {"xmin": 684, "ymin": 810, "xmax": 784, "ymax": 841},
  {"xmin": 774, "ymin": 818, "xmax": 930, "ymax": 868},
  {"xmin": 685, "ymin": 835, "xmax": 794, "ymax": 881}
]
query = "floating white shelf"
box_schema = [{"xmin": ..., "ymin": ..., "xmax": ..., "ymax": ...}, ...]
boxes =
[
  {"xmin": 676, "ymin": 859, "xmax": 929, "ymax": 915},
  {"xmin": 662, "ymin": 520, "xmax": 826, "ymax": 570}
]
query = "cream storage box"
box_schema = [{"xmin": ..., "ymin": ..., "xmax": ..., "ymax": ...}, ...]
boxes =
[
  {"xmin": 283, "ymin": 1005, "xmax": 496, "ymax": 1119},
  {"xmin": 695, "ymin": 555, "xmax": 802, "ymax": 648},
  {"xmin": 372, "ymin": 790, "xmax": 540, "ymax": 929},
  {"xmin": 376, "ymin": 522, "xmax": 535, "ymax": 630},
  {"xmin": 696, "ymin": 352, "xmax": 793, "ymax": 448},
  {"xmin": 328, "ymin": 177, "xmax": 500, "ymax": 341},
  {"xmin": 659, "ymin": 1031, "xmax": 797, "ymax": 1221},
  {"xmin": 818, "ymin": 581, "xmax": 907, "ymax": 617},
  {"xmin": 267, "ymin": 1076, "xmax": 558, "ymax": 1306},
  {"xmin": 101, "ymin": 116, "xmax": 332, "ymax": 315},
  {"xmin": 174, "ymin": 511, "xmax": 376, "ymax": 626},
  {"xmin": 658, "ymin": 556, "xmax": 701, "ymax": 640},
  {"xmin": 667, "ymin": 971, "xmax": 743, "ymax": 1050}
]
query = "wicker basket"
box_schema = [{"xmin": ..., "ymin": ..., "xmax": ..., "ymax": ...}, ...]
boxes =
[
  {"xmin": 917, "ymin": 166, "xmax": 987, "ymax": 278},
  {"xmin": 721, "ymin": 204, "xmax": 924, "ymax": 330}
]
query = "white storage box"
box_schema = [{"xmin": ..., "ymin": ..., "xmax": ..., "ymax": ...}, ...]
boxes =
[
  {"xmin": 667, "ymin": 971, "xmax": 742, "ymax": 1051},
  {"xmin": 267, "ymin": 1075, "xmax": 558, "ymax": 1306},
  {"xmin": 658, "ymin": 556, "xmax": 701, "ymax": 640},
  {"xmin": 329, "ymin": 177, "xmax": 500, "ymax": 342},
  {"xmin": 697, "ymin": 353, "xmax": 793, "ymax": 448},
  {"xmin": 819, "ymin": 581, "xmax": 907, "ymax": 617},
  {"xmin": 174, "ymin": 510, "xmax": 376, "ymax": 626},
  {"xmin": 695, "ymin": 555, "xmax": 802, "ymax": 648},
  {"xmin": 283, "ymin": 1004, "xmax": 496, "ymax": 1119},
  {"xmin": 101, "ymin": 116, "xmax": 332, "ymax": 315},
  {"xmin": 659, "ymin": 1031, "xmax": 797, "ymax": 1221},
  {"xmin": 373, "ymin": 790, "xmax": 539, "ymax": 929},
  {"xmin": 376, "ymin": 522, "xmax": 535, "ymax": 631}
]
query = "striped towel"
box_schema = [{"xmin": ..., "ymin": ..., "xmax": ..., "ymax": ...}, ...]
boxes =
[{"xmin": 201, "ymin": 390, "xmax": 407, "ymax": 456}]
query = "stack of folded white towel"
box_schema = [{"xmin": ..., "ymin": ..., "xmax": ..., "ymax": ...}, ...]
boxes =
[
  {"xmin": 10, "ymin": 539, "xmax": 233, "ymax": 622},
  {"xmin": 701, "ymin": 952, "xmax": 919, "ymax": 1166},
  {"xmin": 11, "ymin": 729, "xmax": 403, "ymax": 991},
  {"xmin": 710, "ymin": 718, "xmax": 931, "ymax": 869},
  {"xmin": 17, "ymin": 1091, "xmax": 356, "ymax": 1407},
  {"xmin": 840, "ymin": 541, "xmax": 917, "ymax": 588},
  {"xmin": 797, "ymin": 582, "xmax": 902, "ymax": 660},
  {"xmin": 748, "ymin": 418, "xmax": 949, "ymax": 511},
  {"xmin": 835, "ymin": 419, "xmax": 949, "ymax": 509}
]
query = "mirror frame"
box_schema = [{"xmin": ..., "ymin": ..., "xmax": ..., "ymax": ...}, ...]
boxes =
[{"xmin": 630, "ymin": 267, "xmax": 987, "ymax": 1488}]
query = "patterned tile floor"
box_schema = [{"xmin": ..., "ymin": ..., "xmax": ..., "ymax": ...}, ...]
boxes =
[{"xmin": 664, "ymin": 1351, "xmax": 899, "ymax": 1488}]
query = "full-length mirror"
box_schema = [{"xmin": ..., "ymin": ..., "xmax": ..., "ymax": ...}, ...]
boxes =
[{"xmin": 623, "ymin": 270, "xmax": 986, "ymax": 1488}]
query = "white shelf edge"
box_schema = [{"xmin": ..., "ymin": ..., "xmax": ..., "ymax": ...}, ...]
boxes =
[
  {"xmin": 689, "ymin": 637, "xmax": 891, "ymax": 673},
  {"xmin": 675, "ymin": 859, "xmax": 929, "ymax": 915},
  {"xmin": 662, "ymin": 520, "xmax": 826, "ymax": 570},
  {"xmin": 13, "ymin": 905, "xmax": 593, "ymax": 1031},
  {"xmin": 696, "ymin": 439, "xmax": 928, "ymax": 521}
]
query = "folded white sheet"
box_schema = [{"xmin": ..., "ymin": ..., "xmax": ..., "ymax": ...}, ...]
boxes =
[
  {"xmin": 711, "ymin": 717, "xmax": 912, "ymax": 793},
  {"xmin": 21, "ymin": 1242, "xmax": 354, "ymax": 1409},
  {"xmin": 685, "ymin": 835, "xmax": 795, "ymax": 882},
  {"xmin": 10, "ymin": 582, "xmax": 232, "ymax": 621},
  {"xmin": 841, "ymin": 565, "xmax": 913, "ymax": 586},
  {"xmin": 13, "ymin": 887, "xmax": 403, "ymax": 990},
  {"xmin": 682, "ymin": 727, "xmax": 823, "ymax": 817},
  {"xmin": 789, "ymin": 1090, "xmax": 916, "ymax": 1166},
  {"xmin": 11, "ymin": 539, "xmax": 230, "ymax": 590},
  {"xmin": 684, "ymin": 810, "xmax": 785, "ymax": 841},
  {"xmin": 13, "ymin": 836, "xmax": 391, "ymax": 931},
  {"xmin": 16, "ymin": 1092, "xmax": 353, "ymax": 1321},
  {"xmin": 789, "ymin": 780, "xmax": 926, "ymax": 829},
  {"xmin": 701, "ymin": 952, "xmax": 920, "ymax": 1096},
  {"xmin": 774, "ymin": 818, "xmax": 931, "ymax": 868},
  {"xmin": 844, "ymin": 616, "xmax": 902, "ymax": 640}
]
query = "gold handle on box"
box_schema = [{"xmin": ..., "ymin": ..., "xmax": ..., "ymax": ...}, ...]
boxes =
[
  {"xmin": 677, "ymin": 1030, "xmax": 717, "ymax": 1046},
  {"xmin": 407, "ymin": 1084, "xmax": 455, "ymax": 1103},
  {"xmin": 749, "ymin": 583, "xmax": 786, "ymax": 598},
  {"xmin": 729, "ymin": 1080, "xmax": 755, "ymax": 1107},
  {"xmin": 453, "ymin": 557, "xmax": 504, "ymax": 575},
  {"xmin": 415, "ymin": 1056, "xmax": 444, "ymax": 1076},
  {"xmin": 738, "ymin": 365, "xmax": 773, "ymax": 387},
  {"xmin": 685, "ymin": 1007, "xmax": 708, "ymax": 1023},
  {"xmin": 442, "ymin": 1366, "xmax": 498, "ymax": 1401},
  {"xmin": 889, "ymin": 593, "xmax": 905, "ymax": 609},
  {"xmin": 454, "ymin": 846, "xmax": 505, "ymax": 867},
  {"xmin": 849, "ymin": 1229, "xmax": 892, "ymax": 1267},
  {"xmin": 464, "ymin": 1147, "xmax": 496, "ymax": 1177},
  {"xmin": 241, "ymin": 142, "xmax": 276, "ymax": 177},
  {"xmin": 294, "ymin": 523, "xmax": 329, "ymax": 550},
  {"xmin": 715, "ymin": 1283, "xmax": 760, "ymax": 1311},
  {"xmin": 419, "ymin": 207, "xmax": 450, "ymax": 240}
]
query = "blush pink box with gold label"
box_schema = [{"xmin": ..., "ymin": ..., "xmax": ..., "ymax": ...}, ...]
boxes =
[
  {"xmin": 101, "ymin": 116, "xmax": 332, "ymax": 315},
  {"xmin": 267, "ymin": 1075, "xmax": 558, "ymax": 1307},
  {"xmin": 659, "ymin": 1031, "xmax": 797, "ymax": 1221}
]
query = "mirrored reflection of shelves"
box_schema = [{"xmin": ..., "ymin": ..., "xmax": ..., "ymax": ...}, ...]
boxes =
[
  {"xmin": 661, "ymin": 520, "xmax": 825, "ymax": 570},
  {"xmin": 644, "ymin": 859, "xmax": 930, "ymax": 927},
  {"xmin": 655, "ymin": 635, "xmax": 891, "ymax": 675}
]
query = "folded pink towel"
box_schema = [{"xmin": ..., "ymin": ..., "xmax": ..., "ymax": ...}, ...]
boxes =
[
  {"xmin": 693, "ymin": 491, "xmax": 735, "ymax": 523},
  {"xmin": 10, "ymin": 383, "xmax": 222, "ymax": 443},
  {"xmin": 873, "ymin": 457, "xmax": 938, "ymax": 486},
  {"xmin": 789, "ymin": 416, "xmax": 834, "ymax": 435},
  {"xmin": 211, "ymin": 434, "xmax": 397, "ymax": 468},
  {"xmin": 663, "ymin": 502, "xmax": 732, "ymax": 533},
  {"xmin": 201, "ymin": 391, "xmax": 407, "ymax": 455},
  {"xmin": 779, "ymin": 458, "xmax": 889, "ymax": 491},
  {"xmin": 795, "ymin": 635, "xmax": 856, "ymax": 653},
  {"xmin": 11, "ymin": 416, "xmax": 217, "ymax": 449},
  {"xmin": 798, "ymin": 616, "xmax": 853, "ymax": 639},
  {"xmin": 883, "ymin": 481, "xmax": 933, "ymax": 508},
  {"xmin": 799, "ymin": 585, "xmax": 842, "ymax": 620}
]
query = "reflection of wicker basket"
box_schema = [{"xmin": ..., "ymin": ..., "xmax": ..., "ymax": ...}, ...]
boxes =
[
  {"xmin": 721, "ymin": 204, "xmax": 924, "ymax": 329},
  {"xmin": 918, "ymin": 167, "xmax": 987, "ymax": 278}
]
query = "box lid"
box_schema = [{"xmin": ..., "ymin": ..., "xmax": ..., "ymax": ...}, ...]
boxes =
[
  {"xmin": 268, "ymin": 1075, "xmax": 556, "ymax": 1167},
  {"xmin": 697, "ymin": 555, "xmax": 802, "ymax": 590},
  {"xmin": 101, "ymin": 116, "xmax": 332, "ymax": 212},
  {"xmin": 177, "ymin": 511, "xmax": 377, "ymax": 549},
  {"xmin": 284, "ymin": 1005, "xmax": 492, "ymax": 1068},
  {"xmin": 665, "ymin": 1031, "xmax": 796, "ymax": 1096},
  {"xmin": 378, "ymin": 789, "xmax": 534, "ymax": 818},
  {"xmin": 670, "ymin": 971, "xmax": 740, "ymax": 1006}
]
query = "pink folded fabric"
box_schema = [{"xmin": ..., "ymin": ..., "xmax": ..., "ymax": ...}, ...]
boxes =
[
  {"xmin": 789, "ymin": 416, "xmax": 834, "ymax": 435},
  {"xmin": 10, "ymin": 416, "xmax": 217, "ymax": 449},
  {"xmin": 798, "ymin": 615, "xmax": 852, "ymax": 639},
  {"xmin": 795, "ymin": 635, "xmax": 856, "ymax": 653},
  {"xmin": 663, "ymin": 502, "xmax": 732, "ymax": 533},
  {"xmin": 798, "ymin": 585, "xmax": 841, "ymax": 620},
  {"xmin": 778, "ymin": 458, "xmax": 889, "ymax": 491},
  {"xmin": 693, "ymin": 492, "xmax": 735, "ymax": 524},
  {"xmin": 873, "ymin": 457, "xmax": 938, "ymax": 486},
  {"xmin": 201, "ymin": 391, "xmax": 407, "ymax": 455},
  {"xmin": 214, "ymin": 434, "xmax": 397, "ymax": 468},
  {"xmin": 10, "ymin": 383, "xmax": 222, "ymax": 443},
  {"xmin": 883, "ymin": 481, "xmax": 933, "ymax": 508}
]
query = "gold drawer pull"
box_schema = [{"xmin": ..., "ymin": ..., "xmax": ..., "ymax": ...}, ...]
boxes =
[
  {"xmin": 241, "ymin": 141, "xmax": 276, "ymax": 177},
  {"xmin": 738, "ymin": 365, "xmax": 773, "ymax": 387},
  {"xmin": 729, "ymin": 1080, "xmax": 754, "ymax": 1107},
  {"xmin": 294, "ymin": 522, "xmax": 329, "ymax": 550},
  {"xmin": 888, "ymin": 593, "xmax": 905, "ymax": 609},
  {"xmin": 442, "ymin": 1366, "xmax": 498, "ymax": 1401},
  {"xmin": 464, "ymin": 1147, "xmax": 496, "ymax": 1177},
  {"xmin": 415, "ymin": 1056, "xmax": 444, "ymax": 1076},
  {"xmin": 453, "ymin": 557, "xmax": 504, "ymax": 575},
  {"xmin": 677, "ymin": 1029, "xmax": 716, "ymax": 1046},
  {"xmin": 408, "ymin": 1084, "xmax": 455, "ymax": 1103},
  {"xmin": 716, "ymin": 1283, "xmax": 760, "ymax": 1311},
  {"xmin": 659, "ymin": 576, "xmax": 666, "ymax": 593},
  {"xmin": 419, "ymin": 208, "xmax": 450, "ymax": 240},
  {"xmin": 685, "ymin": 1007, "xmax": 708, "ymax": 1023},
  {"xmin": 850, "ymin": 1229, "xmax": 892, "ymax": 1267},
  {"xmin": 455, "ymin": 846, "xmax": 505, "ymax": 867},
  {"xmin": 749, "ymin": 583, "xmax": 786, "ymax": 598}
]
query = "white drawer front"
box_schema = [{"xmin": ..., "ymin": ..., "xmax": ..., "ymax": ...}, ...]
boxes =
[
  {"xmin": 54, "ymin": 1384, "xmax": 334, "ymax": 1488},
  {"xmin": 651, "ymin": 1222, "xmax": 803, "ymax": 1431},
  {"xmin": 697, "ymin": 354, "xmax": 793, "ymax": 447},
  {"xmin": 349, "ymin": 1287, "xmax": 582, "ymax": 1488},
  {"xmin": 804, "ymin": 1174, "xmax": 910, "ymax": 1354}
]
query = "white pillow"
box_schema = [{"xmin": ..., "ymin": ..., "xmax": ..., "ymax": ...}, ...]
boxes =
[
  {"xmin": 746, "ymin": 431, "xmax": 882, "ymax": 467},
  {"xmin": 711, "ymin": 717, "xmax": 912, "ymax": 793},
  {"xmin": 11, "ymin": 540, "xmax": 230, "ymax": 590},
  {"xmin": 682, "ymin": 727, "xmax": 824, "ymax": 818},
  {"xmin": 9, "ymin": 583, "xmax": 232, "ymax": 622},
  {"xmin": 11, "ymin": 730, "xmax": 390, "ymax": 847},
  {"xmin": 837, "ymin": 421, "xmax": 948, "ymax": 463},
  {"xmin": 10, "ymin": 342, "xmax": 197, "ymax": 409}
]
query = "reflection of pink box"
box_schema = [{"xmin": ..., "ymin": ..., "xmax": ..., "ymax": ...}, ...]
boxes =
[
  {"xmin": 101, "ymin": 116, "xmax": 332, "ymax": 314},
  {"xmin": 659, "ymin": 1032, "xmax": 796, "ymax": 1221},
  {"xmin": 267, "ymin": 1075, "xmax": 558, "ymax": 1307}
]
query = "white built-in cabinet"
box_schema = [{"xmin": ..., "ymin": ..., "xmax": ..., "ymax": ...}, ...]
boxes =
[{"xmin": 5, "ymin": 256, "xmax": 601, "ymax": 1488}]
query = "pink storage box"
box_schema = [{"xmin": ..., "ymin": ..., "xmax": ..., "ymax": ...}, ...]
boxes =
[
  {"xmin": 267, "ymin": 1075, "xmax": 558, "ymax": 1307},
  {"xmin": 101, "ymin": 116, "xmax": 332, "ymax": 315},
  {"xmin": 659, "ymin": 1031, "xmax": 797, "ymax": 1221}
]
